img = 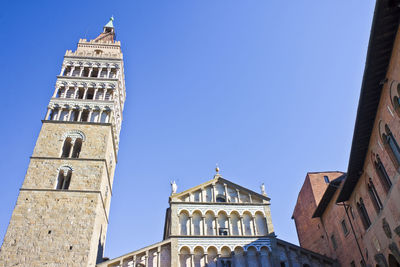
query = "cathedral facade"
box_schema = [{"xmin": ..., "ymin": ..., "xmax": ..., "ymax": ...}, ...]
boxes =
[
  {"xmin": 99, "ymin": 170, "xmax": 336, "ymax": 267},
  {"xmin": 0, "ymin": 19, "xmax": 335, "ymax": 267}
]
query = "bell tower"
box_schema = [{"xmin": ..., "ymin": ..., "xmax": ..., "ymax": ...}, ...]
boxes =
[{"xmin": 0, "ymin": 17, "xmax": 126, "ymax": 267}]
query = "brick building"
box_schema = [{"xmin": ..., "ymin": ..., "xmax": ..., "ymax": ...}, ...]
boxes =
[{"xmin": 293, "ymin": 1, "xmax": 400, "ymax": 266}]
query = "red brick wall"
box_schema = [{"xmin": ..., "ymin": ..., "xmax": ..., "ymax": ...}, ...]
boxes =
[
  {"xmin": 292, "ymin": 172, "xmax": 343, "ymax": 258},
  {"xmin": 344, "ymin": 26, "xmax": 400, "ymax": 266}
]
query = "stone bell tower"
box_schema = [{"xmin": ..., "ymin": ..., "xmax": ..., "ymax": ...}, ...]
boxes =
[{"xmin": 0, "ymin": 17, "xmax": 126, "ymax": 267}]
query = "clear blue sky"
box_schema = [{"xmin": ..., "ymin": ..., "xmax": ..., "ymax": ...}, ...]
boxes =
[{"xmin": 0, "ymin": 0, "xmax": 375, "ymax": 259}]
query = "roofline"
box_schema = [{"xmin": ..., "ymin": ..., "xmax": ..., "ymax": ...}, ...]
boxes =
[
  {"xmin": 337, "ymin": 0, "xmax": 400, "ymax": 202},
  {"xmin": 172, "ymin": 176, "xmax": 270, "ymax": 201},
  {"xmin": 312, "ymin": 174, "xmax": 346, "ymax": 218}
]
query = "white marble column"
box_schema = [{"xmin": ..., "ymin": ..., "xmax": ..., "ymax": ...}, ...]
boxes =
[
  {"xmin": 94, "ymin": 88, "xmax": 98, "ymax": 100},
  {"xmin": 77, "ymin": 109, "xmax": 83, "ymax": 121},
  {"xmin": 60, "ymin": 65, "xmax": 66, "ymax": 76},
  {"xmin": 79, "ymin": 66, "xmax": 84, "ymax": 77},
  {"xmin": 202, "ymin": 216, "xmax": 206, "ymax": 235},
  {"xmin": 107, "ymin": 67, "xmax": 111, "ymax": 78},
  {"xmin": 83, "ymin": 87, "xmax": 88, "ymax": 99},
  {"xmin": 102, "ymin": 89, "xmax": 107, "ymax": 100},
  {"xmin": 214, "ymin": 217, "xmax": 218, "ymax": 235},
  {"xmin": 67, "ymin": 108, "xmax": 73, "ymax": 121},
  {"xmin": 212, "ymin": 184, "xmax": 216, "ymax": 202},
  {"xmin": 189, "ymin": 216, "xmax": 193, "ymax": 235},
  {"xmin": 224, "ymin": 183, "xmax": 228, "ymax": 202},
  {"xmin": 73, "ymin": 87, "xmax": 79, "ymax": 99},
  {"xmin": 88, "ymin": 67, "xmax": 93, "ymax": 77},
  {"xmin": 88, "ymin": 109, "xmax": 93, "ymax": 122},
  {"xmin": 157, "ymin": 249, "xmax": 161, "ymax": 267},
  {"xmin": 45, "ymin": 107, "xmax": 52, "ymax": 120},
  {"xmin": 236, "ymin": 189, "xmax": 241, "ymax": 203},
  {"xmin": 240, "ymin": 216, "xmax": 244, "ymax": 235},
  {"xmin": 56, "ymin": 108, "xmax": 62, "ymax": 120},
  {"xmin": 228, "ymin": 216, "xmax": 232, "ymax": 236},
  {"xmin": 97, "ymin": 67, "xmax": 103, "ymax": 78},
  {"xmin": 98, "ymin": 109, "xmax": 104, "ymax": 123},
  {"xmin": 52, "ymin": 86, "xmax": 59, "ymax": 98},
  {"xmin": 69, "ymin": 66, "xmax": 75, "ymax": 76},
  {"xmin": 252, "ymin": 217, "xmax": 257, "ymax": 235}
]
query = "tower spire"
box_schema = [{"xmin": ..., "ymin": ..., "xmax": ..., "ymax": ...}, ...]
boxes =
[{"xmin": 94, "ymin": 16, "xmax": 116, "ymax": 43}]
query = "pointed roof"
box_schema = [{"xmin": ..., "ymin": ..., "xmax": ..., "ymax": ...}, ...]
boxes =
[
  {"xmin": 104, "ymin": 16, "xmax": 114, "ymax": 28},
  {"xmin": 94, "ymin": 17, "xmax": 116, "ymax": 43}
]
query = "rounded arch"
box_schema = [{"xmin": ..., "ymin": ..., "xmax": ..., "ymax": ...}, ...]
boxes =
[
  {"xmin": 220, "ymin": 246, "xmax": 231, "ymax": 257},
  {"xmin": 233, "ymin": 246, "xmax": 245, "ymax": 266},
  {"xmin": 56, "ymin": 165, "xmax": 72, "ymax": 190},
  {"xmin": 390, "ymin": 81, "xmax": 400, "ymax": 116},
  {"xmin": 378, "ymin": 120, "xmax": 386, "ymax": 144},
  {"xmin": 62, "ymin": 130, "xmax": 86, "ymax": 142},
  {"xmin": 193, "ymin": 246, "xmax": 205, "ymax": 267},
  {"xmin": 192, "ymin": 210, "xmax": 203, "ymax": 217},
  {"xmin": 192, "ymin": 210, "xmax": 202, "ymax": 235},
  {"xmin": 206, "ymin": 246, "xmax": 218, "ymax": 267},
  {"xmin": 179, "ymin": 246, "xmax": 191, "ymax": 267}
]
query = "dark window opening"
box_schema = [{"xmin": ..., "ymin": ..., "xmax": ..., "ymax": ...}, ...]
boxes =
[
  {"xmin": 81, "ymin": 110, "xmax": 89, "ymax": 122},
  {"xmin": 218, "ymin": 228, "xmax": 228, "ymax": 236},
  {"xmin": 61, "ymin": 138, "xmax": 72, "ymax": 158},
  {"xmin": 324, "ymin": 175, "xmax": 330, "ymax": 183},
  {"xmin": 383, "ymin": 125, "xmax": 400, "ymax": 166},
  {"xmin": 78, "ymin": 88, "xmax": 85, "ymax": 99},
  {"xmin": 56, "ymin": 170, "xmax": 71, "ymax": 190},
  {"xmin": 375, "ymin": 155, "xmax": 392, "ymax": 192},
  {"xmin": 357, "ymin": 198, "xmax": 371, "ymax": 230},
  {"xmin": 86, "ymin": 89, "xmax": 94, "ymax": 100},
  {"xmin": 71, "ymin": 138, "xmax": 82, "ymax": 158},
  {"xmin": 341, "ymin": 219, "xmax": 349, "ymax": 236},
  {"xmin": 368, "ymin": 178, "xmax": 383, "ymax": 213},
  {"xmin": 91, "ymin": 68, "xmax": 99, "ymax": 77},
  {"xmin": 216, "ymin": 194, "xmax": 226, "ymax": 203},
  {"xmin": 331, "ymin": 234, "xmax": 338, "ymax": 250}
]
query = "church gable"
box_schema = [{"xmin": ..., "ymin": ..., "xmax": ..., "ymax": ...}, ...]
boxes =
[{"xmin": 170, "ymin": 175, "xmax": 270, "ymax": 204}]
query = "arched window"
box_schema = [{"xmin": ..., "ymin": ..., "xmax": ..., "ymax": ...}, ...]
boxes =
[
  {"xmin": 375, "ymin": 155, "xmax": 392, "ymax": 192},
  {"xmin": 71, "ymin": 138, "xmax": 82, "ymax": 158},
  {"xmin": 179, "ymin": 247, "xmax": 191, "ymax": 267},
  {"xmin": 56, "ymin": 169, "xmax": 72, "ymax": 190},
  {"xmin": 383, "ymin": 125, "xmax": 400, "ymax": 166},
  {"xmin": 367, "ymin": 178, "xmax": 383, "ymax": 213},
  {"xmin": 61, "ymin": 137, "xmax": 72, "ymax": 158},
  {"xmin": 356, "ymin": 198, "xmax": 371, "ymax": 230}
]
